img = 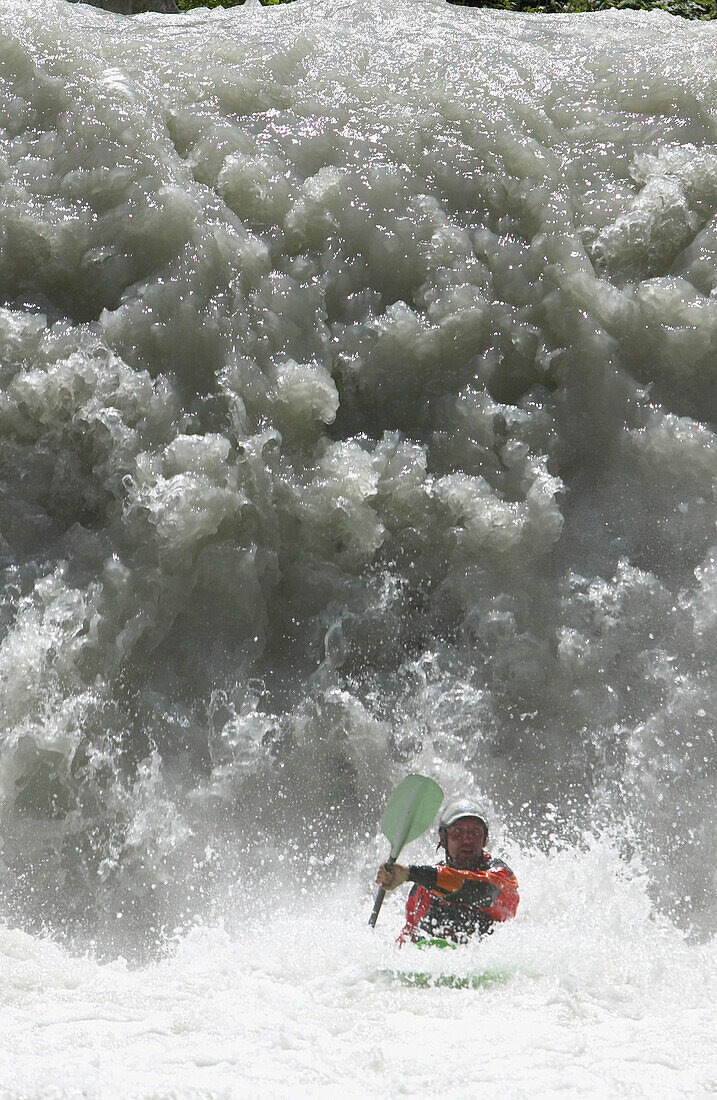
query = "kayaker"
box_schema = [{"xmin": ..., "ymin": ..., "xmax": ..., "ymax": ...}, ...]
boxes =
[{"xmin": 375, "ymin": 797, "xmax": 519, "ymax": 945}]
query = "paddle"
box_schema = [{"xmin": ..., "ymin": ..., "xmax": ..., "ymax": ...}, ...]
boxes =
[{"xmin": 368, "ymin": 773, "xmax": 444, "ymax": 927}]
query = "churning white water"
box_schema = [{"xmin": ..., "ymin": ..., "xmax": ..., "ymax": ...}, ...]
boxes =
[
  {"xmin": 1, "ymin": 846, "xmax": 715, "ymax": 1097},
  {"xmin": 0, "ymin": 0, "xmax": 716, "ymax": 1094}
]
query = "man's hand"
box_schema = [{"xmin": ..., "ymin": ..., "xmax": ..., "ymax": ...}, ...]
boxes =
[{"xmin": 375, "ymin": 861, "xmax": 409, "ymax": 891}]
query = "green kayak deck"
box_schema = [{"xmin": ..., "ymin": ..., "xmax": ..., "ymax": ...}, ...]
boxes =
[
  {"xmin": 387, "ymin": 966, "xmax": 512, "ymax": 989},
  {"xmin": 383, "ymin": 937, "xmax": 515, "ymax": 988}
]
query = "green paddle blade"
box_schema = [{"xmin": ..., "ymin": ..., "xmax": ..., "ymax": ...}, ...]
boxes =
[
  {"xmin": 380, "ymin": 774, "xmax": 444, "ymax": 859},
  {"xmin": 369, "ymin": 773, "xmax": 444, "ymax": 928}
]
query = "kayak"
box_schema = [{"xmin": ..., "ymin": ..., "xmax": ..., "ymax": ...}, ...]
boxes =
[
  {"xmin": 383, "ymin": 938, "xmax": 514, "ymax": 989},
  {"xmin": 392, "ymin": 968, "xmax": 511, "ymax": 989}
]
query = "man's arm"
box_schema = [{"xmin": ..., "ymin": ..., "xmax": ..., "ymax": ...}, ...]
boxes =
[
  {"xmin": 406, "ymin": 865, "xmax": 500, "ymax": 909},
  {"xmin": 376, "ymin": 860, "xmax": 519, "ymax": 919}
]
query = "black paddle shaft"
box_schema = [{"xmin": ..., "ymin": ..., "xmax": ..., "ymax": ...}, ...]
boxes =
[{"xmin": 368, "ymin": 856, "xmax": 396, "ymax": 927}]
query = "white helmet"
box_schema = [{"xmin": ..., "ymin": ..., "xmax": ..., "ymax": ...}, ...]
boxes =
[{"xmin": 438, "ymin": 797, "xmax": 489, "ymax": 841}]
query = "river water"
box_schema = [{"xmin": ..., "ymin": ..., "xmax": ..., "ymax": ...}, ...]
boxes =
[{"xmin": 0, "ymin": 0, "xmax": 715, "ymax": 1094}]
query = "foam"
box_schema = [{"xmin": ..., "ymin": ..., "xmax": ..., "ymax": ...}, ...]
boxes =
[{"xmin": 0, "ymin": 0, "xmax": 714, "ymax": 958}]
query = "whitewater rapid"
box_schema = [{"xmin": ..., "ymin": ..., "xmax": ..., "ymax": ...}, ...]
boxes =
[
  {"xmin": 2, "ymin": 840, "xmax": 716, "ymax": 1098},
  {"xmin": 1, "ymin": 0, "xmax": 716, "ymax": 1094}
]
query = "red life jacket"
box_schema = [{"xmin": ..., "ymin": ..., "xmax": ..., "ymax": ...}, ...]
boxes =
[{"xmin": 399, "ymin": 853, "xmax": 519, "ymax": 945}]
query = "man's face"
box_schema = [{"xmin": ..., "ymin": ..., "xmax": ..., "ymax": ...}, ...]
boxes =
[{"xmin": 444, "ymin": 817, "xmax": 486, "ymax": 869}]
